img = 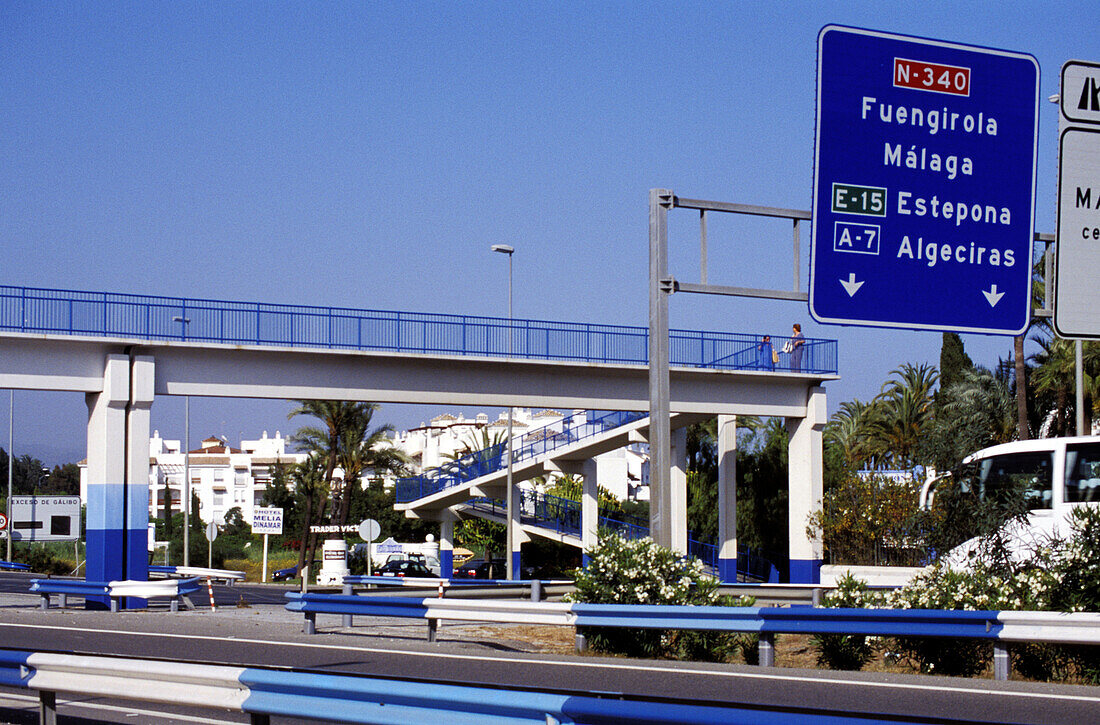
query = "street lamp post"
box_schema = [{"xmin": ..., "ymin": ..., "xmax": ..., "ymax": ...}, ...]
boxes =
[
  {"xmin": 6, "ymin": 390, "xmax": 12, "ymax": 562},
  {"xmin": 173, "ymin": 316, "xmax": 192, "ymax": 567},
  {"xmin": 491, "ymin": 244, "xmax": 517, "ymax": 579},
  {"xmin": 183, "ymin": 395, "xmax": 191, "ymax": 566}
]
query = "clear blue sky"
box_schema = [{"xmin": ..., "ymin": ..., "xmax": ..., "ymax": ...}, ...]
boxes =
[{"xmin": 2, "ymin": 2, "xmax": 1091, "ymax": 464}]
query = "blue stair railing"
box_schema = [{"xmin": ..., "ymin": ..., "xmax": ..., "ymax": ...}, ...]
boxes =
[
  {"xmin": 396, "ymin": 410, "xmax": 646, "ymax": 503},
  {"xmin": 464, "ymin": 493, "xmax": 775, "ymax": 582}
]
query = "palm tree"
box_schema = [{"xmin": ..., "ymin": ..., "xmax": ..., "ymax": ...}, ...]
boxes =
[
  {"xmin": 1013, "ymin": 251, "xmax": 1050, "ymax": 440},
  {"xmin": 1030, "ymin": 335, "xmax": 1076, "ymax": 437},
  {"xmin": 288, "ymin": 452, "xmax": 329, "ymax": 572},
  {"xmin": 924, "ymin": 365, "xmax": 1017, "ymax": 471},
  {"xmin": 289, "ymin": 400, "xmax": 350, "ymax": 571},
  {"xmin": 288, "ymin": 400, "xmax": 406, "ymax": 570},
  {"xmin": 867, "ymin": 363, "xmax": 938, "ymax": 468},
  {"xmin": 446, "ymin": 425, "xmax": 507, "ymax": 459},
  {"xmin": 826, "ymin": 400, "xmax": 880, "ymax": 469},
  {"xmin": 334, "ymin": 404, "xmax": 409, "ymax": 526}
]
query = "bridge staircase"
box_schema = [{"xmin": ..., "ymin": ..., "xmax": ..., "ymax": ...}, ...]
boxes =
[{"xmin": 396, "ymin": 410, "xmax": 777, "ymax": 581}]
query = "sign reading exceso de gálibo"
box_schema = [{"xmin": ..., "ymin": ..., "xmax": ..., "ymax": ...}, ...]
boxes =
[
  {"xmin": 9, "ymin": 496, "xmax": 81, "ymax": 542},
  {"xmin": 809, "ymin": 25, "xmax": 1040, "ymax": 335}
]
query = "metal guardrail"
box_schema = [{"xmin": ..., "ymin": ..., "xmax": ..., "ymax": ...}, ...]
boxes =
[
  {"xmin": 0, "ymin": 285, "xmax": 838, "ymax": 373},
  {"xmin": 0, "ymin": 647, "xmax": 886, "ymax": 725},
  {"xmin": 285, "ymin": 592, "xmax": 1100, "ymax": 681},
  {"xmin": 148, "ymin": 565, "xmax": 246, "ymax": 584},
  {"xmin": 29, "ymin": 578, "xmax": 201, "ymax": 612},
  {"xmin": 0, "ymin": 560, "xmax": 30, "ymax": 571}
]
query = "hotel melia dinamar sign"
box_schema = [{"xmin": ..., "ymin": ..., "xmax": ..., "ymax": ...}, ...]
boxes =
[{"xmin": 810, "ymin": 26, "xmax": 1040, "ymax": 334}]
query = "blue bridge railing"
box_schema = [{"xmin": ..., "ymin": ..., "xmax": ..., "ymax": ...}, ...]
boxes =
[
  {"xmin": 0, "ymin": 285, "xmax": 837, "ymax": 373},
  {"xmin": 396, "ymin": 410, "xmax": 646, "ymax": 503}
]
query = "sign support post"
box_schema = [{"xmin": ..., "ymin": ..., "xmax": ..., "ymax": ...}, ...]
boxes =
[{"xmin": 252, "ymin": 507, "xmax": 284, "ymax": 582}]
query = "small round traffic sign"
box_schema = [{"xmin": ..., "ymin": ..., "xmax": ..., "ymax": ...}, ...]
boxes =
[
  {"xmin": 0, "ymin": 512, "xmax": 7, "ymax": 530},
  {"xmin": 358, "ymin": 518, "xmax": 381, "ymax": 542},
  {"xmin": 206, "ymin": 521, "xmax": 218, "ymax": 542}
]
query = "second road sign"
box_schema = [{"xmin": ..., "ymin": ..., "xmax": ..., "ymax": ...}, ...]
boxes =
[{"xmin": 809, "ymin": 26, "xmax": 1040, "ymax": 335}]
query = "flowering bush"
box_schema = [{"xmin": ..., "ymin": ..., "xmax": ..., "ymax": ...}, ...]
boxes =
[
  {"xmin": 1017, "ymin": 507, "xmax": 1100, "ymax": 683},
  {"xmin": 807, "ymin": 471, "xmax": 932, "ymax": 567},
  {"xmin": 812, "ymin": 573, "xmax": 886, "ymax": 670},
  {"xmin": 885, "ymin": 564, "xmax": 1016, "ymax": 676},
  {"xmin": 569, "ymin": 535, "xmax": 714, "ymax": 606},
  {"xmin": 891, "ymin": 508, "xmax": 1100, "ymax": 682},
  {"xmin": 568, "ymin": 535, "xmax": 752, "ymax": 660}
]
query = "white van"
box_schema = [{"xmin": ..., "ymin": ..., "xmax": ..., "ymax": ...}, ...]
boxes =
[{"xmin": 921, "ymin": 436, "xmax": 1100, "ymax": 566}]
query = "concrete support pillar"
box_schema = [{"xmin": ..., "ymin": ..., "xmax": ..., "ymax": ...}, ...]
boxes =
[
  {"xmin": 508, "ymin": 486, "xmax": 522, "ymax": 581},
  {"xmin": 717, "ymin": 415, "xmax": 738, "ymax": 582},
  {"xmin": 85, "ymin": 354, "xmax": 154, "ymax": 608},
  {"xmin": 439, "ymin": 510, "xmax": 456, "ymax": 579},
  {"xmin": 785, "ymin": 386, "xmax": 826, "ymax": 583},
  {"xmin": 126, "ymin": 356, "xmax": 154, "ymax": 595},
  {"xmin": 580, "ymin": 458, "xmax": 598, "ymax": 566},
  {"xmin": 85, "ymin": 355, "xmax": 129, "ymax": 609},
  {"xmin": 670, "ymin": 427, "xmax": 687, "ymax": 555}
]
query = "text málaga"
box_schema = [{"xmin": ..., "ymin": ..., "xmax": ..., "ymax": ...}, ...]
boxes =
[{"xmin": 885, "ymin": 143, "xmax": 972, "ymax": 180}]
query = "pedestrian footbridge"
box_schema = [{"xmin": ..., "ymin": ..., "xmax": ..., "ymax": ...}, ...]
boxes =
[{"xmin": 0, "ymin": 285, "xmax": 836, "ymax": 588}]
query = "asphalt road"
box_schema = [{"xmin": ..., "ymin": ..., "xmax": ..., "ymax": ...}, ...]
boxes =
[{"xmin": 0, "ymin": 574, "xmax": 1098, "ymax": 724}]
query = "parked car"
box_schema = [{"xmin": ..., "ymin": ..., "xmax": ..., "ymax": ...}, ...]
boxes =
[
  {"xmin": 271, "ymin": 560, "xmax": 319, "ymax": 582},
  {"xmin": 376, "ymin": 559, "xmax": 435, "ymax": 578},
  {"xmin": 453, "ymin": 559, "xmax": 507, "ymax": 579}
]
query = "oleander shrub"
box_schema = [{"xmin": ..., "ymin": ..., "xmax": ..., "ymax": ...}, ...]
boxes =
[
  {"xmin": 1014, "ymin": 507, "xmax": 1100, "ymax": 684},
  {"xmin": 885, "ymin": 564, "xmax": 1026, "ymax": 677},
  {"xmin": 669, "ymin": 594, "xmax": 759, "ymax": 663},
  {"xmin": 812, "ymin": 573, "xmax": 887, "ymax": 670},
  {"xmin": 567, "ymin": 535, "xmax": 721, "ymax": 659}
]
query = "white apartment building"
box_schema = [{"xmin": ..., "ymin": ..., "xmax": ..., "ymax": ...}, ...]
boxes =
[
  {"xmin": 80, "ymin": 430, "xmax": 313, "ymax": 527},
  {"xmin": 388, "ymin": 409, "xmax": 649, "ymax": 501},
  {"xmin": 78, "ymin": 408, "xmax": 649, "ymax": 529}
]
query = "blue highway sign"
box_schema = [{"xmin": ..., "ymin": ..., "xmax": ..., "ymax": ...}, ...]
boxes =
[{"xmin": 809, "ymin": 26, "xmax": 1040, "ymax": 335}]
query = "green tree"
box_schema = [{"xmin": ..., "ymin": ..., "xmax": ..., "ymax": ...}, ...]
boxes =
[
  {"xmin": 921, "ymin": 365, "xmax": 1017, "ymax": 473},
  {"xmin": 333, "ymin": 403, "xmax": 408, "ymax": 526},
  {"xmin": 260, "ymin": 460, "xmax": 295, "ymax": 511},
  {"xmin": 286, "ymin": 452, "xmax": 330, "ymax": 572},
  {"xmin": 0, "ymin": 452, "xmax": 50, "ymax": 497},
  {"xmin": 45, "ymin": 463, "xmax": 80, "ymax": 495},
  {"xmin": 938, "ymin": 332, "xmax": 973, "ymax": 392},
  {"xmin": 736, "ymin": 418, "xmax": 790, "ymax": 558},
  {"xmin": 455, "ymin": 517, "xmax": 506, "ymax": 561},
  {"xmin": 347, "ymin": 478, "xmax": 436, "ymax": 543}
]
